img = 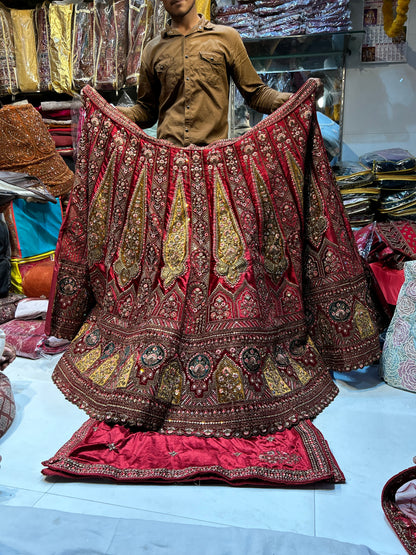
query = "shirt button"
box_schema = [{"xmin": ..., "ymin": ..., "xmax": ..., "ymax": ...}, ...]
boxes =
[
  {"xmin": 185, "ymin": 128, "xmax": 189, "ymax": 132},
  {"xmin": 186, "ymin": 105, "xmax": 190, "ymax": 109},
  {"xmin": 185, "ymin": 55, "xmax": 188, "ymax": 58},
  {"xmin": 186, "ymin": 77, "xmax": 189, "ymax": 81}
]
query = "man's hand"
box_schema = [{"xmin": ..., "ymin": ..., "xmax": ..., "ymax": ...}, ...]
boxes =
[{"xmin": 0, "ymin": 343, "xmax": 16, "ymax": 371}]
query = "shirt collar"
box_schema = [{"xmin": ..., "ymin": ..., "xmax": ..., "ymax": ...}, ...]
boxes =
[{"xmin": 162, "ymin": 15, "xmax": 214, "ymax": 37}]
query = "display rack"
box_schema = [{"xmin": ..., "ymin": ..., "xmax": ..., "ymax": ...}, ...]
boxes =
[{"xmin": 229, "ymin": 31, "xmax": 363, "ymax": 160}]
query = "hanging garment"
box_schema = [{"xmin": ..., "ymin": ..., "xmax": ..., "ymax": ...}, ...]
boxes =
[{"xmin": 43, "ymin": 81, "xmax": 382, "ymax": 484}]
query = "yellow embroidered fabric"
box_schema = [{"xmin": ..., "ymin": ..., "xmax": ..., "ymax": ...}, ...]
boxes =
[
  {"xmin": 48, "ymin": 2, "xmax": 73, "ymax": 95},
  {"xmin": 10, "ymin": 9, "xmax": 39, "ymax": 93}
]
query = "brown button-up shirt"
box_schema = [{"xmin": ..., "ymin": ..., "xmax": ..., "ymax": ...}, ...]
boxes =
[{"xmin": 122, "ymin": 17, "xmax": 291, "ymax": 146}]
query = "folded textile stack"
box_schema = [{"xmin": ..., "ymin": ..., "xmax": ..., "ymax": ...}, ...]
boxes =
[
  {"xmin": 212, "ymin": 0, "xmax": 351, "ymax": 38},
  {"xmin": 38, "ymin": 100, "xmax": 74, "ymax": 158},
  {"xmin": 304, "ymin": 0, "xmax": 351, "ymax": 34},
  {"xmin": 359, "ymin": 148, "xmax": 416, "ymax": 222},
  {"xmin": 333, "ymin": 161, "xmax": 379, "ymax": 227}
]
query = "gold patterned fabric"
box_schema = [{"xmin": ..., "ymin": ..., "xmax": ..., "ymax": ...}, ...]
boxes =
[
  {"xmin": 48, "ymin": 2, "xmax": 73, "ymax": 95},
  {"xmin": 10, "ymin": 8, "xmax": 39, "ymax": 93},
  {"xmin": 0, "ymin": 102, "xmax": 74, "ymax": 197},
  {"xmin": 46, "ymin": 81, "xmax": 382, "ymax": 438}
]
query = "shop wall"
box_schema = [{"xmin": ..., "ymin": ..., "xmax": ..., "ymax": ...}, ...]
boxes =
[{"xmin": 342, "ymin": 0, "xmax": 416, "ymax": 159}]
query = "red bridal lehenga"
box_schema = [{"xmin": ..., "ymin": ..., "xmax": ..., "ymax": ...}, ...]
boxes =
[{"xmin": 42, "ymin": 80, "xmax": 382, "ymax": 485}]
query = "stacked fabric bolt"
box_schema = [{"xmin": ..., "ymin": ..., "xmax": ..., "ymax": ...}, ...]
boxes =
[
  {"xmin": 38, "ymin": 100, "xmax": 74, "ymax": 159},
  {"xmin": 359, "ymin": 148, "xmax": 416, "ymax": 222},
  {"xmin": 213, "ymin": 0, "xmax": 351, "ymax": 38},
  {"xmin": 333, "ymin": 160, "xmax": 379, "ymax": 227},
  {"xmin": 304, "ymin": 0, "xmax": 352, "ymax": 34}
]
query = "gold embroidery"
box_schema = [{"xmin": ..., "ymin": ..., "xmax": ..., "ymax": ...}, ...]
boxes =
[
  {"xmin": 157, "ymin": 362, "xmax": 183, "ymax": 405},
  {"xmin": 252, "ymin": 162, "xmax": 288, "ymax": 279},
  {"xmin": 77, "ymin": 346, "xmax": 102, "ymax": 373},
  {"xmin": 89, "ymin": 353, "xmax": 120, "ymax": 385},
  {"xmin": 285, "ymin": 150, "xmax": 304, "ymax": 208},
  {"xmin": 307, "ymin": 174, "xmax": 328, "ymax": 249},
  {"xmin": 263, "ymin": 355, "xmax": 291, "ymax": 396},
  {"xmin": 215, "ymin": 355, "xmax": 245, "ymax": 404},
  {"xmin": 116, "ymin": 353, "xmax": 136, "ymax": 388},
  {"xmin": 88, "ymin": 152, "xmax": 116, "ymax": 265},
  {"xmin": 291, "ymin": 359, "xmax": 312, "ymax": 385},
  {"xmin": 113, "ymin": 166, "xmax": 147, "ymax": 287},
  {"xmin": 214, "ymin": 172, "xmax": 247, "ymax": 285},
  {"xmin": 354, "ymin": 301, "xmax": 376, "ymax": 339},
  {"xmin": 161, "ymin": 175, "xmax": 189, "ymax": 288},
  {"xmin": 73, "ymin": 321, "xmax": 90, "ymax": 341}
]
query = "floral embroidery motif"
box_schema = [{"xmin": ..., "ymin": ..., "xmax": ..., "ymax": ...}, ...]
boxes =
[
  {"xmin": 214, "ymin": 171, "xmax": 247, "ymax": 286},
  {"xmin": 58, "ymin": 277, "xmax": 77, "ymax": 295},
  {"xmin": 85, "ymin": 329, "xmax": 100, "ymax": 347},
  {"xmin": 241, "ymin": 347, "xmax": 261, "ymax": 373},
  {"xmin": 258, "ymin": 449, "xmax": 301, "ymax": 465},
  {"xmin": 329, "ymin": 300, "xmax": 351, "ymax": 322},
  {"xmin": 188, "ymin": 354, "xmax": 211, "ymax": 380},
  {"xmin": 215, "ymin": 355, "xmax": 245, "ymax": 404},
  {"xmin": 113, "ymin": 166, "xmax": 147, "ymax": 287},
  {"xmin": 141, "ymin": 345, "xmax": 166, "ymax": 368}
]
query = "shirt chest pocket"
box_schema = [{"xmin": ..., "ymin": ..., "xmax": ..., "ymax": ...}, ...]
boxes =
[
  {"xmin": 155, "ymin": 56, "xmax": 179, "ymax": 90},
  {"xmin": 198, "ymin": 51, "xmax": 224, "ymax": 85}
]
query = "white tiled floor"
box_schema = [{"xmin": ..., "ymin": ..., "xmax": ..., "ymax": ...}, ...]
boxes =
[{"xmin": 0, "ymin": 355, "xmax": 414, "ymax": 555}]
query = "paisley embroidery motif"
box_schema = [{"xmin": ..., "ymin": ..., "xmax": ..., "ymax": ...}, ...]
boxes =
[
  {"xmin": 263, "ymin": 355, "xmax": 292, "ymax": 397},
  {"xmin": 161, "ymin": 175, "xmax": 189, "ymax": 288},
  {"xmin": 88, "ymin": 151, "xmax": 116, "ymax": 265},
  {"xmin": 77, "ymin": 346, "xmax": 102, "ymax": 373},
  {"xmin": 213, "ymin": 171, "xmax": 247, "ymax": 286},
  {"xmin": 113, "ymin": 165, "xmax": 147, "ymax": 287},
  {"xmin": 251, "ymin": 162, "xmax": 288, "ymax": 280},
  {"xmin": 116, "ymin": 353, "xmax": 136, "ymax": 388},
  {"xmin": 89, "ymin": 353, "xmax": 120, "ymax": 385}
]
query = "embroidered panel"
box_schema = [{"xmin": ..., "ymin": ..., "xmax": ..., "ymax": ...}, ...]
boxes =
[{"xmin": 47, "ymin": 81, "xmax": 382, "ymax": 436}]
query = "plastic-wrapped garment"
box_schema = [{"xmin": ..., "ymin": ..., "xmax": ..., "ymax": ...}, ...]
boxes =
[
  {"xmin": 94, "ymin": 0, "xmax": 128, "ymax": 91},
  {"xmin": 360, "ymin": 148, "xmax": 416, "ymax": 174},
  {"xmin": 152, "ymin": 0, "xmax": 168, "ymax": 37},
  {"xmin": 377, "ymin": 189, "xmax": 416, "ymax": 221},
  {"xmin": 125, "ymin": 0, "xmax": 153, "ymax": 87},
  {"xmin": 376, "ymin": 173, "xmax": 416, "ymax": 191},
  {"xmin": 10, "ymin": 9, "xmax": 39, "ymax": 93},
  {"xmin": 334, "ymin": 161, "xmax": 375, "ymax": 189},
  {"xmin": 0, "ymin": 3, "xmax": 18, "ymax": 96},
  {"xmin": 48, "ymin": 2, "xmax": 73, "ymax": 95},
  {"xmin": 72, "ymin": 3, "xmax": 95, "ymax": 90},
  {"xmin": 35, "ymin": 2, "xmax": 52, "ymax": 92}
]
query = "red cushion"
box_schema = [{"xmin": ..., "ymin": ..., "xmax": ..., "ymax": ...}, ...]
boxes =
[{"xmin": 22, "ymin": 259, "xmax": 55, "ymax": 298}]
